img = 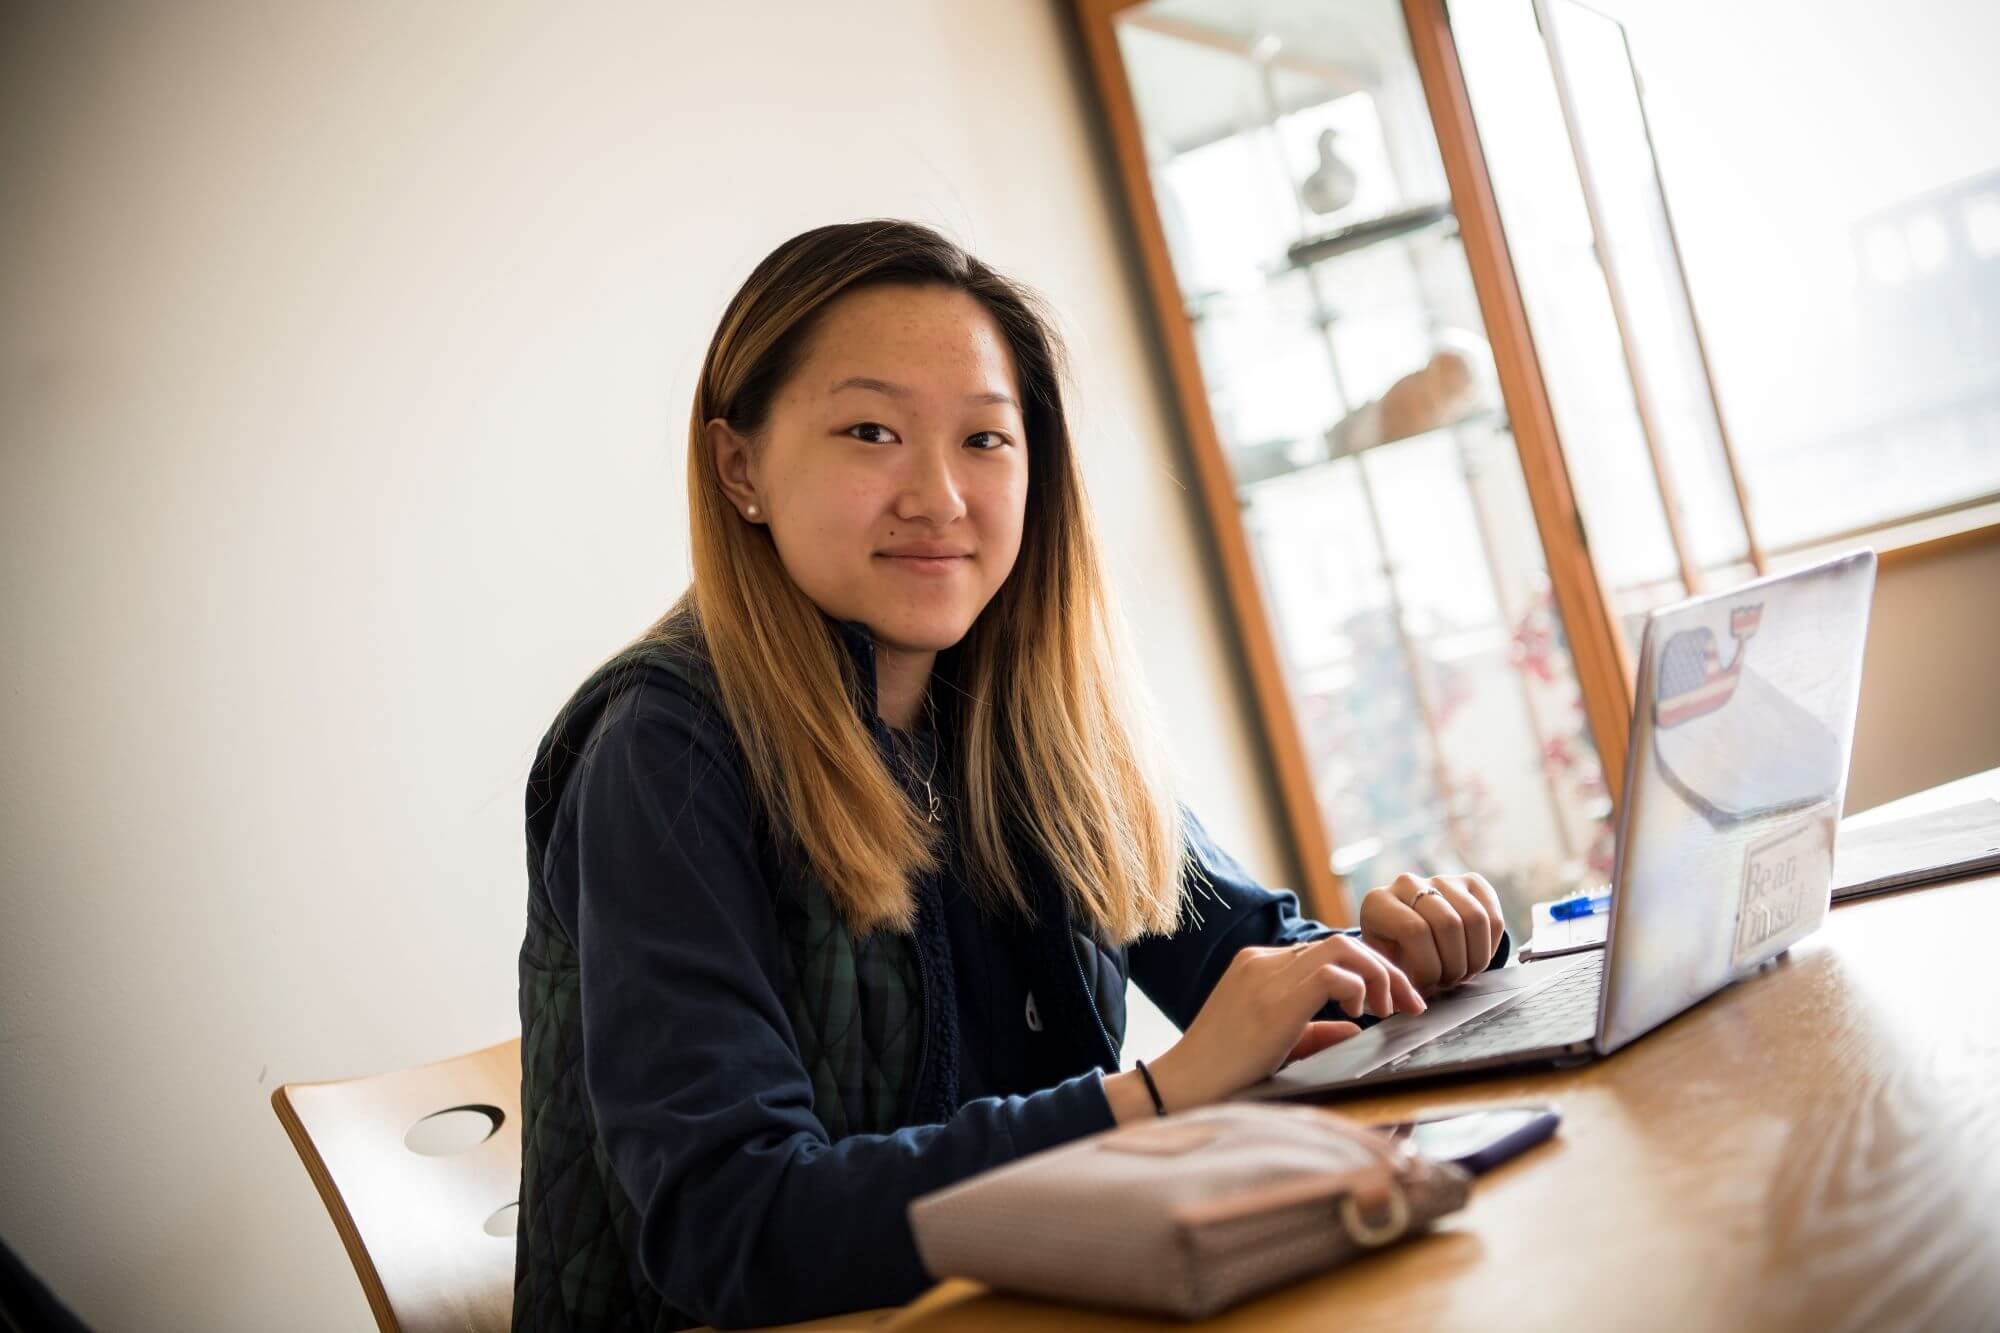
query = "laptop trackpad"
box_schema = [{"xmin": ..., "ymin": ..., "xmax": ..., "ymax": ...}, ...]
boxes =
[{"xmin": 1237, "ymin": 961, "xmax": 1576, "ymax": 1101}]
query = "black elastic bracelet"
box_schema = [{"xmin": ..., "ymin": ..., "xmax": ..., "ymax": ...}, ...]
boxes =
[{"xmin": 1133, "ymin": 1058, "xmax": 1169, "ymax": 1117}]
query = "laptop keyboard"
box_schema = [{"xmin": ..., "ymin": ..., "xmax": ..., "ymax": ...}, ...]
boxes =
[{"xmin": 1374, "ymin": 953, "xmax": 1605, "ymax": 1078}]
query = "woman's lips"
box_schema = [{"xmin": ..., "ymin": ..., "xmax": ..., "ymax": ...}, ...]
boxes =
[{"xmin": 877, "ymin": 553, "xmax": 970, "ymax": 574}]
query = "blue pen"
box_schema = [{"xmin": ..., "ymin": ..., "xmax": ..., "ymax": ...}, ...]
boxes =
[{"xmin": 1549, "ymin": 890, "xmax": 1612, "ymax": 922}]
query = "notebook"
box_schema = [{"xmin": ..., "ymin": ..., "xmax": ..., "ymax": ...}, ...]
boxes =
[
  {"xmin": 1832, "ymin": 799, "xmax": 2000, "ymax": 901},
  {"xmin": 1518, "ymin": 897, "xmax": 1608, "ymax": 961}
]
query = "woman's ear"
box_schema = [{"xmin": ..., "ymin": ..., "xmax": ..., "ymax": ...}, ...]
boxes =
[{"xmin": 705, "ymin": 417, "xmax": 764, "ymax": 522}]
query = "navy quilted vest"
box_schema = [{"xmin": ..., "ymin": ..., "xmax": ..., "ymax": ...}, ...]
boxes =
[{"xmin": 513, "ymin": 621, "xmax": 989, "ymax": 1330}]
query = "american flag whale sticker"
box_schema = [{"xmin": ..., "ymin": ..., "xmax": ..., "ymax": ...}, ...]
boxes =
[{"xmin": 1653, "ymin": 604, "xmax": 1764, "ymax": 729}]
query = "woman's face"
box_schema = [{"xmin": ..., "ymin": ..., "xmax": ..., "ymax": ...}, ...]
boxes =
[{"xmin": 710, "ymin": 283, "xmax": 1030, "ymax": 661}]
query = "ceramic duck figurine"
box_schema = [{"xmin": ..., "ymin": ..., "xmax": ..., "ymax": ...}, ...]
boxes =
[{"xmin": 1300, "ymin": 127, "xmax": 1359, "ymax": 216}]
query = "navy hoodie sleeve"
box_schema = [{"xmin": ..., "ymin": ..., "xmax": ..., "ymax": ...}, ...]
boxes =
[
  {"xmin": 562, "ymin": 670, "xmax": 1114, "ymax": 1329},
  {"xmin": 1127, "ymin": 805, "xmax": 1510, "ymax": 1032}
]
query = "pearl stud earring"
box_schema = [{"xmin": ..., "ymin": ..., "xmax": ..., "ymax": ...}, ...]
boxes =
[{"xmin": 746, "ymin": 504, "xmax": 760, "ymax": 519}]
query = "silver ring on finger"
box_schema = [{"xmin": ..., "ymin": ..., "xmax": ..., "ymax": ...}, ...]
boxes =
[{"xmin": 1410, "ymin": 884, "xmax": 1445, "ymax": 906}]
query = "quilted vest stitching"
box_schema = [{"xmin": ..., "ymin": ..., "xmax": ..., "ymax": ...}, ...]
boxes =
[{"xmin": 515, "ymin": 635, "xmax": 929, "ymax": 1330}]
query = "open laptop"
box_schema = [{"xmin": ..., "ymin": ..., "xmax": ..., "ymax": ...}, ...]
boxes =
[{"xmin": 1238, "ymin": 549, "xmax": 1877, "ymax": 1102}]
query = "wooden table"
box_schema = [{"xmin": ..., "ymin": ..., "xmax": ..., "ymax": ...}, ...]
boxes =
[{"xmin": 868, "ymin": 770, "xmax": 2000, "ymax": 1333}]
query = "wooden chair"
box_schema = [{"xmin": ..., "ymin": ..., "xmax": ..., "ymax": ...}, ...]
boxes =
[{"xmin": 271, "ymin": 1038, "xmax": 522, "ymax": 1333}]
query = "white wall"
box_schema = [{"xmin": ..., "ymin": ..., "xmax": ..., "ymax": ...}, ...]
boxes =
[
  {"xmin": 8, "ymin": 5, "xmax": 1993, "ymax": 1329},
  {"xmin": 0, "ymin": 4, "xmax": 1280, "ymax": 1328},
  {"xmin": 1847, "ymin": 540, "xmax": 2000, "ymax": 813}
]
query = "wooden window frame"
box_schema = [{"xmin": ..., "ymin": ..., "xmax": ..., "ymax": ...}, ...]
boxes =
[{"xmin": 1070, "ymin": 0, "xmax": 1635, "ymax": 923}]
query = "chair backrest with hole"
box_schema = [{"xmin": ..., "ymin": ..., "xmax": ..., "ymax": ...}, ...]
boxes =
[{"xmin": 271, "ymin": 1038, "xmax": 522, "ymax": 1333}]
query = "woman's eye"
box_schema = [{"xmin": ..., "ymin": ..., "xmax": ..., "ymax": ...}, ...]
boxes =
[
  {"xmin": 967, "ymin": 431, "xmax": 1010, "ymax": 450},
  {"xmin": 846, "ymin": 422, "xmax": 898, "ymax": 444}
]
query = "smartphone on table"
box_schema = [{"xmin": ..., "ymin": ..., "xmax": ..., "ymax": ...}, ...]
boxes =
[{"xmin": 1371, "ymin": 1103, "xmax": 1560, "ymax": 1174}]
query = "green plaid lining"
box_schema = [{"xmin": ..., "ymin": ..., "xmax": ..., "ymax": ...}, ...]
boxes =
[{"xmin": 515, "ymin": 636, "xmax": 927, "ymax": 1330}]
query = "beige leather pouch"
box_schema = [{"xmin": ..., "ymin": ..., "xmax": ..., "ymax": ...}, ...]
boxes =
[{"xmin": 907, "ymin": 1102, "xmax": 1470, "ymax": 1320}]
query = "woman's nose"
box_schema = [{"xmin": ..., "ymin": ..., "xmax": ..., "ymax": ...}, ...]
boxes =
[{"xmin": 894, "ymin": 441, "xmax": 969, "ymax": 523}]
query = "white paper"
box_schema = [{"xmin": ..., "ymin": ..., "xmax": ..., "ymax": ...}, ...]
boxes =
[
  {"xmin": 1520, "ymin": 897, "xmax": 1609, "ymax": 960},
  {"xmin": 1833, "ymin": 799, "xmax": 2000, "ymax": 900}
]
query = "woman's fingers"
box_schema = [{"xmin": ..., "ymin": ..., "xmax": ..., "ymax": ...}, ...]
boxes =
[
  {"xmin": 1363, "ymin": 876, "xmax": 1445, "ymax": 994},
  {"xmin": 1334, "ymin": 934, "xmax": 1427, "ymax": 1015},
  {"xmin": 1430, "ymin": 876, "xmax": 1492, "ymax": 983},
  {"xmin": 1359, "ymin": 871, "xmax": 1513, "ymax": 995},
  {"xmin": 1308, "ymin": 962, "xmax": 1368, "ymax": 1019},
  {"xmin": 1462, "ymin": 874, "xmax": 1506, "ymax": 966},
  {"xmin": 1168, "ymin": 893, "xmax": 1485, "ymax": 1110},
  {"xmin": 1283, "ymin": 935, "xmax": 1387, "ymax": 1015},
  {"xmin": 1285, "ymin": 1020, "xmax": 1362, "ymax": 1065},
  {"xmin": 1380, "ymin": 955, "xmax": 1428, "ymax": 1013},
  {"xmin": 1429, "ymin": 873, "xmax": 1504, "ymax": 976},
  {"xmin": 1342, "ymin": 944, "xmax": 1394, "ymax": 1017},
  {"xmin": 1412, "ymin": 884, "xmax": 1468, "ymax": 986},
  {"xmin": 1281, "ymin": 934, "xmax": 1423, "ymax": 1017}
]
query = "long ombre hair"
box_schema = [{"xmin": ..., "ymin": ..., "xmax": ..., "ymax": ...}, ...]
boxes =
[{"xmin": 638, "ymin": 219, "xmax": 1187, "ymax": 944}]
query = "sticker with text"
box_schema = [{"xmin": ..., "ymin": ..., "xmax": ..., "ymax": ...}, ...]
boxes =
[{"xmin": 1732, "ymin": 814, "xmax": 1834, "ymax": 967}]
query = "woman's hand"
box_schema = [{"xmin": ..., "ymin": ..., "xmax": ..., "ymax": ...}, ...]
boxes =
[
  {"xmin": 1359, "ymin": 872, "xmax": 1506, "ymax": 998},
  {"xmin": 1113, "ymin": 935, "xmax": 1426, "ymax": 1120}
]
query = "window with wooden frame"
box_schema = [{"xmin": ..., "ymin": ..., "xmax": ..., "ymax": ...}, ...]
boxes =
[{"xmin": 1069, "ymin": 0, "xmax": 1798, "ymax": 936}]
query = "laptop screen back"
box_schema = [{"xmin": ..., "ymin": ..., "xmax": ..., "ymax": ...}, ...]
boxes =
[{"xmin": 1597, "ymin": 550, "xmax": 1877, "ymax": 1054}]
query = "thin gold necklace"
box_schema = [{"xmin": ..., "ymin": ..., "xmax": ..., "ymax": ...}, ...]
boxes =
[{"xmin": 913, "ymin": 693, "xmax": 942, "ymax": 825}]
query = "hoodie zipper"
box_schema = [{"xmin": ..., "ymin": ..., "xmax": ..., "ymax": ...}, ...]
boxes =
[
  {"xmin": 904, "ymin": 901, "xmax": 935, "ymax": 1123},
  {"xmin": 877, "ymin": 713, "xmax": 935, "ymax": 1125},
  {"xmin": 847, "ymin": 625, "xmax": 942, "ymax": 1125},
  {"xmin": 1067, "ymin": 914, "xmax": 1120, "ymax": 1070}
]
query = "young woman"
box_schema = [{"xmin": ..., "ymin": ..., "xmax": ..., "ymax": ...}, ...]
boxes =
[{"xmin": 515, "ymin": 219, "xmax": 1509, "ymax": 1330}]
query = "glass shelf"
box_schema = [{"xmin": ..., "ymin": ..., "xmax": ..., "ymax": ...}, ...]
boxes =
[
  {"xmin": 1113, "ymin": 0, "xmax": 1615, "ymax": 931},
  {"xmin": 1184, "ymin": 202, "xmax": 1463, "ymax": 321},
  {"xmin": 1286, "ymin": 200, "xmax": 1456, "ymax": 266},
  {"xmin": 1232, "ymin": 407, "xmax": 1511, "ymax": 492}
]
